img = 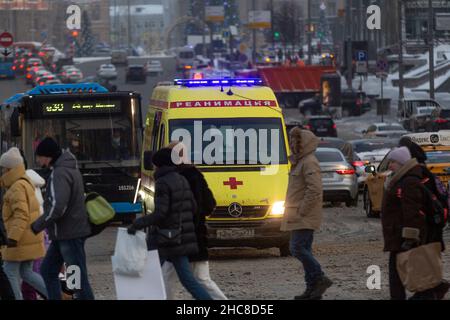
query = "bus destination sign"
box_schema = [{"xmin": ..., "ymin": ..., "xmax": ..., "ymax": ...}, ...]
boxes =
[{"xmin": 42, "ymin": 100, "xmax": 122, "ymax": 115}]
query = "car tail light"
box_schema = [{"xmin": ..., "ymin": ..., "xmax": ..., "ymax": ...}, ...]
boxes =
[
  {"xmin": 19, "ymin": 64, "xmax": 24, "ymax": 69},
  {"xmin": 12, "ymin": 66, "xmax": 16, "ymax": 71},
  {"xmin": 332, "ymin": 124, "xmax": 337, "ymax": 129},
  {"xmin": 193, "ymin": 72, "xmax": 203, "ymax": 80},
  {"xmin": 304, "ymin": 124, "xmax": 312, "ymax": 130},
  {"xmin": 26, "ymin": 67, "xmax": 31, "ymax": 72},
  {"xmin": 26, "ymin": 74, "xmax": 32, "ymax": 79},
  {"xmin": 352, "ymin": 161, "xmax": 365, "ymax": 167},
  {"xmin": 336, "ymin": 169, "xmax": 356, "ymax": 175},
  {"xmin": 39, "ymin": 82, "xmax": 44, "ymax": 85},
  {"xmin": 435, "ymin": 118, "xmax": 448, "ymax": 124},
  {"xmin": 72, "ymin": 71, "xmax": 77, "ymax": 75}
]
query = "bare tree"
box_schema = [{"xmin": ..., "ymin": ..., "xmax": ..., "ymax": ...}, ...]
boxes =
[{"xmin": 272, "ymin": 0, "xmax": 302, "ymax": 52}]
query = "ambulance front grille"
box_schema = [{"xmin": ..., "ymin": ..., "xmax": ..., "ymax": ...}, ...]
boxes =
[{"xmin": 209, "ymin": 206, "xmax": 269, "ymax": 219}]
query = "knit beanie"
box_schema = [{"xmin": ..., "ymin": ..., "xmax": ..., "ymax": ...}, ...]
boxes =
[
  {"xmin": 35, "ymin": 137, "xmax": 62, "ymax": 160},
  {"xmin": 0, "ymin": 147, "xmax": 24, "ymax": 169},
  {"xmin": 152, "ymin": 148, "xmax": 175, "ymax": 167},
  {"xmin": 387, "ymin": 147, "xmax": 412, "ymax": 165}
]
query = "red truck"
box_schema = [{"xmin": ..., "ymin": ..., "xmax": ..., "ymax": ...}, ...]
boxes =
[{"xmin": 236, "ymin": 65, "xmax": 336, "ymax": 109}]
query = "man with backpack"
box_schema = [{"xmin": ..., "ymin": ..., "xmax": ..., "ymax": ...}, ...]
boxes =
[
  {"xmin": 31, "ymin": 137, "xmax": 95, "ymax": 300},
  {"xmin": 382, "ymin": 147, "xmax": 449, "ymax": 300}
]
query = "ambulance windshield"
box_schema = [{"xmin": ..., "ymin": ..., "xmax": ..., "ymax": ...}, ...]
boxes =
[{"xmin": 169, "ymin": 118, "xmax": 288, "ymax": 166}]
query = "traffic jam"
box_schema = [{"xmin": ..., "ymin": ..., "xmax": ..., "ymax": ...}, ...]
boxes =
[{"xmin": 0, "ymin": 0, "xmax": 450, "ymax": 304}]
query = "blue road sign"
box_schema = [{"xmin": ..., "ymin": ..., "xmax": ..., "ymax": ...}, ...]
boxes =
[{"xmin": 356, "ymin": 50, "xmax": 368, "ymax": 61}]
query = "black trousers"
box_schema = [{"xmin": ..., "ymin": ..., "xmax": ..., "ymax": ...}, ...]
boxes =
[
  {"xmin": 0, "ymin": 257, "xmax": 15, "ymax": 300},
  {"xmin": 389, "ymin": 252, "xmax": 407, "ymax": 300}
]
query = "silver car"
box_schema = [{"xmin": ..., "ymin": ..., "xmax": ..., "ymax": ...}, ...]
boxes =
[{"xmin": 316, "ymin": 148, "xmax": 359, "ymax": 207}]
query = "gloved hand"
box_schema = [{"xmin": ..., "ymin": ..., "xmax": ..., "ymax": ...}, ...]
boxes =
[
  {"xmin": 6, "ymin": 239, "xmax": 17, "ymax": 248},
  {"xmin": 127, "ymin": 225, "xmax": 137, "ymax": 235},
  {"xmin": 401, "ymin": 239, "xmax": 419, "ymax": 251}
]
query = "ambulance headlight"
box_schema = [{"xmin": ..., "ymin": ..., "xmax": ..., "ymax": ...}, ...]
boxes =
[{"xmin": 270, "ymin": 201, "xmax": 285, "ymax": 216}]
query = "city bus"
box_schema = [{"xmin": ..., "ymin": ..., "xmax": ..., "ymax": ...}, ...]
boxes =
[{"xmin": 0, "ymin": 83, "xmax": 143, "ymax": 222}]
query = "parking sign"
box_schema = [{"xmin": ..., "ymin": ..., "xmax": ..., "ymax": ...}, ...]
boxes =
[{"xmin": 356, "ymin": 50, "xmax": 367, "ymax": 62}]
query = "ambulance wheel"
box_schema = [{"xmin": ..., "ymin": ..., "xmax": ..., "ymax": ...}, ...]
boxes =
[
  {"xmin": 279, "ymin": 244, "xmax": 291, "ymax": 257},
  {"xmin": 363, "ymin": 187, "xmax": 376, "ymax": 218}
]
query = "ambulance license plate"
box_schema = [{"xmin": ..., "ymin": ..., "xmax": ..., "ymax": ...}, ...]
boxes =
[{"xmin": 216, "ymin": 228, "xmax": 255, "ymax": 240}]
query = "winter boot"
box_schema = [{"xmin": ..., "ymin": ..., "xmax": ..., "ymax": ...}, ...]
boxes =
[{"xmin": 309, "ymin": 276, "xmax": 333, "ymax": 299}]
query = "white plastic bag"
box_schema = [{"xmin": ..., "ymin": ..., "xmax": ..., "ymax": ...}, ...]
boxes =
[{"xmin": 112, "ymin": 227, "xmax": 148, "ymax": 277}]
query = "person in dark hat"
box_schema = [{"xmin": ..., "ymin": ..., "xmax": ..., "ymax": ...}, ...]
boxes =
[
  {"xmin": 128, "ymin": 148, "xmax": 212, "ymax": 300},
  {"xmin": 31, "ymin": 137, "xmax": 94, "ymax": 300}
]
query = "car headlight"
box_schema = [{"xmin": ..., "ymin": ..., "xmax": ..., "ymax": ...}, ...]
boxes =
[{"xmin": 270, "ymin": 201, "xmax": 285, "ymax": 216}]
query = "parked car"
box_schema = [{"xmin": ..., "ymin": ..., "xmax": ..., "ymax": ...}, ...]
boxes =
[
  {"xmin": 423, "ymin": 108, "xmax": 450, "ymax": 131},
  {"xmin": 111, "ymin": 50, "xmax": 128, "ymax": 65},
  {"xmin": 363, "ymin": 122, "xmax": 407, "ymax": 138},
  {"xmin": 31, "ymin": 69, "xmax": 51, "ymax": 86},
  {"xmin": 35, "ymin": 74, "xmax": 57, "ymax": 86},
  {"xmin": 64, "ymin": 68, "xmax": 83, "ymax": 83},
  {"xmin": 80, "ymin": 76, "xmax": 117, "ymax": 92},
  {"xmin": 303, "ymin": 116, "xmax": 337, "ymax": 137},
  {"xmin": 42, "ymin": 79, "xmax": 62, "ymax": 85},
  {"xmin": 125, "ymin": 65, "xmax": 146, "ymax": 83},
  {"xmin": 97, "ymin": 64, "xmax": 118, "ymax": 80},
  {"xmin": 350, "ymin": 138, "xmax": 398, "ymax": 188},
  {"xmin": 145, "ymin": 60, "xmax": 163, "ymax": 76},
  {"xmin": 316, "ymin": 147, "xmax": 359, "ymax": 207},
  {"xmin": 406, "ymin": 106, "xmax": 437, "ymax": 132},
  {"xmin": 341, "ymin": 89, "xmax": 371, "ymax": 117},
  {"xmin": 298, "ymin": 95, "xmax": 321, "ymax": 115}
]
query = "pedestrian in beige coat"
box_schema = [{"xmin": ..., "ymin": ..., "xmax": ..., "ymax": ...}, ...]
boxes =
[{"xmin": 282, "ymin": 128, "xmax": 332, "ymax": 300}]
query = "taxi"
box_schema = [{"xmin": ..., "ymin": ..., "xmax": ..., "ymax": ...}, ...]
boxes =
[
  {"xmin": 363, "ymin": 131, "xmax": 450, "ymax": 218},
  {"xmin": 139, "ymin": 78, "xmax": 291, "ymax": 256}
]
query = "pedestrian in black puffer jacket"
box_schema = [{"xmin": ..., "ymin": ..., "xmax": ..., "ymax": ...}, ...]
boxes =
[
  {"xmin": 160, "ymin": 141, "xmax": 227, "ymax": 300},
  {"xmin": 128, "ymin": 148, "xmax": 212, "ymax": 300}
]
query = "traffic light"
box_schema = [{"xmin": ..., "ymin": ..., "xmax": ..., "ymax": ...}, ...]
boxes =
[
  {"xmin": 274, "ymin": 31, "xmax": 280, "ymax": 41},
  {"xmin": 71, "ymin": 30, "xmax": 79, "ymax": 38}
]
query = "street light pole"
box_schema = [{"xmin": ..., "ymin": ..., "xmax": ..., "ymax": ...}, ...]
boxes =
[
  {"xmin": 307, "ymin": 0, "xmax": 312, "ymax": 65},
  {"xmin": 428, "ymin": 0, "xmax": 435, "ymax": 99},
  {"xmin": 346, "ymin": 0, "xmax": 353, "ymax": 89},
  {"xmin": 252, "ymin": 0, "xmax": 257, "ymax": 64},
  {"xmin": 127, "ymin": 0, "xmax": 131, "ymax": 52},
  {"xmin": 398, "ymin": 0, "xmax": 405, "ymax": 102}
]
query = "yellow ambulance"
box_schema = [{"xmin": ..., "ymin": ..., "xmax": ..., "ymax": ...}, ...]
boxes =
[
  {"xmin": 364, "ymin": 131, "xmax": 450, "ymax": 218},
  {"xmin": 139, "ymin": 78, "xmax": 291, "ymax": 256}
]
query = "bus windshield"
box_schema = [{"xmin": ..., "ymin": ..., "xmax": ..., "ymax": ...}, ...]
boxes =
[
  {"xmin": 169, "ymin": 118, "xmax": 288, "ymax": 166},
  {"xmin": 27, "ymin": 116, "xmax": 140, "ymax": 167}
]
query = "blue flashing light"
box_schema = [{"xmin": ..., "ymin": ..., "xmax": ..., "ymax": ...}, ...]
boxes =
[{"xmin": 174, "ymin": 78, "xmax": 264, "ymax": 87}]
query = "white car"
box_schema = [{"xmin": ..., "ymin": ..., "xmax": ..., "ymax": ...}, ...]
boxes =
[
  {"xmin": 97, "ymin": 64, "xmax": 118, "ymax": 80},
  {"xmin": 145, "ymin": 60, "xmax": 163, "ymax": 76},
  {"xmin": 363, "ymin": 122, "xmax": 408, "ymax": 138},
  {"xmin": 350, "ymin": 139, "xmax": 399, "ymax": 187}
]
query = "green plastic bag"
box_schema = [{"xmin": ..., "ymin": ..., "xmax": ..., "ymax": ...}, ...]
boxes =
[{"xmin": 85, "ymin": 193, "xmax": 116, "ymax": 225}]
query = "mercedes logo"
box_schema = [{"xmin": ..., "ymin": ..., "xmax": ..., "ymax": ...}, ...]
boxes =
[{"xmin": 228, "ymin": 202, "xmax": 243, "ymax": 218}]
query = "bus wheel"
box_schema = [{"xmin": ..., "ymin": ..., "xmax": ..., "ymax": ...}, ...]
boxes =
[{"xmin": 279, "ymin": 244, "xmax": 291, "ymax": 257}]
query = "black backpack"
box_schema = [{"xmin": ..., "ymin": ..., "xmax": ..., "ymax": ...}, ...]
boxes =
[{"xmin": 419, "ymin": 175, "xmax": 448, "ymax": 229}]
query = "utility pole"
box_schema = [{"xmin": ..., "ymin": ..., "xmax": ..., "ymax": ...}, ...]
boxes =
[
  {"xmin": 127, "ymin": 0, "xmax": 131, "ymax": 52},
  {"xmin": 398, "ymin": 0, "xmax": 405, "ymax": 102},
  {"xmin": 202, "ymin": 0, "xmax": 207, "ymax": 58},
  {"xmin": 307, "ymin": 0, "xmax": 312, "ymax": 65},
  {"xmin": 428, "ymin": 0, "xmax": 435, "ymax": 99},
  {"xmin": 346, "ymin": 0, "xmax": 353, "ymax": 89},
  {"xmin": 252, "ymin": 0, "xmax": 257, "ymax": 64},
  {"xmin": 270, "ymin": 0, "xmax": 274, "ymax": 49}
]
